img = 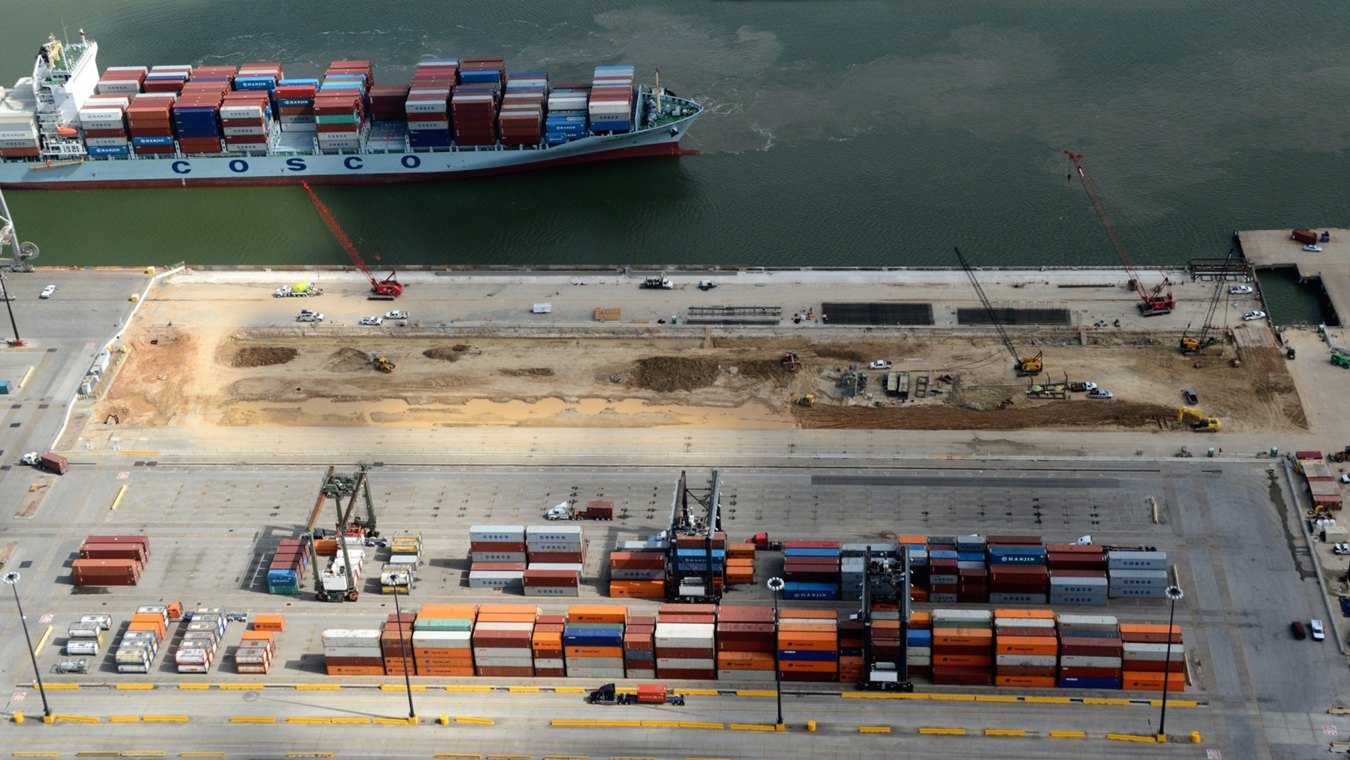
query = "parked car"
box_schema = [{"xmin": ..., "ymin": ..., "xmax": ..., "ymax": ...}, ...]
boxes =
[
  {"xmin": 868, "ymin": 360, "xmax": 892, "ymax": 370},
  {"xmin": 385, "ymin": 310, "xmax": 409, "ymax": 320},
  {"xmin": 358, "ymin": 316, "xmax": 383, "ymax": 326},
  {"xmin": 1311, "ymin": 619, "xmax": 1326, "ymax": 641},
  {"xmin": 1334, "ymin": 543, "xmax": 1350, "ymax": 556},
  {"xmin": 1304, "ymin": 244, "xmax": 1324, "ymax": 253},
  {"xmin": 1068, "ymin": 381, "xmax": 1098, "ymax": 393},
  {"xmin": 1340, "ymin": 473, "xmax": 1350, "ymax": 484},
  {"xmin": 296, "ymin": 310, "xmax": 324, "ymax": 322},
  {"xmin": 39, "ymin": 284, "xmax": 55, "ymax": 299},
  {"xmin": 1228, "ymin": 285, "xmax": 1254, "ymax": 295},
  {"xmin": 1087, "ymin": 389, "xmax": 1114, "ymax": 400},
  {"xmin": 1291, "ymin": 620, "xmax": 1307, "ymax": 640},
  {"xmin": 1242, "ymin": 311, "xmax": 1266, "ymax": 321},
  {"xmin": 1183, "ymin": 389, "xmax": 1198, "ymax": 405}
]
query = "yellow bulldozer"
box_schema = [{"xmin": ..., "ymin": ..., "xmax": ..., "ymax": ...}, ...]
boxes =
[
  {"xmin": 1178, "ymin": 406, "xmax": 1221, "ymax": 432},
  {"xmin": 371, "ymin": 354, "xmax": 396, "ymax": 373}
]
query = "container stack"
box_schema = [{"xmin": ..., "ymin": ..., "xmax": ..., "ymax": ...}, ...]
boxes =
[
  {"xmin": 988, "ymin": 541, "xmax": 1049, "ymax": 605},
  {"xmin": 234, "ymin": 62, "xmax": 282, "ymax": 113},
  {"xmin": 460, "ymin": 58, "xmax": 506, "ymax": 87},
  {"xmin": 127, "ymin": 93, "xmax": 176, "ymax": 156},
  {"xmin": 405, "ymin": 60, "xmax": 457, "ymax": 149},
  {"xmin": 1057, "ymin": 614, "xmax": 1122, "ymax": 689},
  {"xmin": 116, "ymin": 606, "xmax": 167, "ymax": 674},
  {"xmin": 469, "ymin": 524, "xmax": 526, "ymax": 591},
  {"xmin": 714, "ymin": 605, "xmax": 776, "ymax": 682},
  {"xmin": 97, "ymin": 66, "xmax": 146, "ymax": 95},
  {"xmin": 454, "ymin": 57, "xmax": 505, "ymax": 146},
  {"xmin": 173, "ymin": 75, "xmax": 229, "ymax": 155},
  {"xmin": 905, "ymin": 610, "xmax": 932, "ymax": 678},
  {"xmin": 901, "ymin": 536, "xmax": 930, "ymax": 603},
  {"xmin": 0, "ymin": 90, "xmax": 41, "ymax": 159},
  {"xmin": 144, "ymin": 65, "xmax": 192, "ymax": 94},
  {"xmin": 622, "ymin": 613, "xmax": 656, "ymax": 678},
  {"xmin": 381, "ymin": 612, "xmax": 416, "ymax": 676},
  {"xmin": 274, "ymin": 78, "xmax": 319, "ymax": 133},
  {"xmin": 499, "ymin": 72, "xmax": 546, "ymax": 146},
  {"xmin": 380, "ymin": 562, "xmax": 415, "ymax": 595},
  {"xmin": 1120, "ymin": 623, "xmax": 1184, "ymax": 692},
  {"xmin": 725, "ymin": 541, "xmax": 756, "ymax": 587},
  {"xmin": 865, "ymin": 600, "xmax": 905, "ymax": 683},
  {"xmin": 782, "ymin": 540, "xmax": 839, "ymax": 601},
  {"xmin": 672, "ymin": 532, "xmax": 728, "ymax": 599},
  {"xmin": 323, "ymin": 60, "xmax": 373, "ymax": 99},
  {"xmin": 313, "ymin": 90, "xmax": 364, "ymax": 152},
  {"xmin": 381, "ymin": 531, "xmax": 422, "ymax": 595},
  {"xmin": 79, "ymin": 94, "xmax": 132, "ymax": 157},
  {"xmin": 837, "ymin": 614, "xmax": 866, "ymax": 683},
  {"xmin": 992, "ymin": 609, "xmax": 1057, "ymax": 688},
  {"xmin": 219, "ymin": 90, "xmax": 272, "ymax": 153},
  {"xmin": 266, "ymin": 536, "xmax": 311, "ymax": 595},
  {"xmin": 368, "ymin": 85, "xmax": 410, "ymax": 125},
  {"xmin": 930, "ymin": 609, "xmax": 993, "ymax": 686},
  {"xmin": 177, "ymin": 607, "xmax": 226, "ymax": 674},
  {"xmin": 544, "ymin": 85, "xmax": 588, "ymax": 145},
  {"xmin": 564, "ymin": 605, "xmax": 626, "ymax": 679},
  {"xmin": 66, "ymin": 617, "xmax": 108, "ymax": 657},
  {"xmin": 588, "ymin": 65, "xmax": 634, "ymax": 134},
  {"xmin": 608, "ymin": 540, "xmax": 666, "ymax": 599},
  {"xmin": 1048, "ymin": 544, "xmax": 1108, "ymax": 604},
  {"xmin": 235, "ymin": 628, "xmax": 276, "ymax": 675},
  {"xmin": 1107, "ymin": 550, "xmax": 1169, "ymax": 599},
  {"xmin": 525, "ymin": 524, "xmax": 583, "ymax": 597},
  {"xmin": 473, "ymin": 604, "xmax": 539, "ymax": 677},
  {"xmin": 532, "ymin": 612, "xmax": 567, "ymax": 678},
  {"xmin": 322, "ymin": 628, "xmax": 384, "ymax": 676},
  {"xmin": 655, "ymin": 603, "xmax": 716, "ymax": 680},
  {"xmin": 954, "ymin": 535, "xmax": 988, "ymax": 603},
  {"xmin": 411, "ymin": 604, "xmax": 477, "ymax": 677},
  {"xmin": 73, "ymin": 534, "xmax": 149, "ymax": 586},
  {"xmin": 777, "ymin": 608, "xmax": 838, "ymax": 682}
]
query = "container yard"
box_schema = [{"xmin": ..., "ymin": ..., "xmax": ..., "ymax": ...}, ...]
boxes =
[{"xmin": 0, "ymin": 264, "xmax": 1348, "ymax": 759}]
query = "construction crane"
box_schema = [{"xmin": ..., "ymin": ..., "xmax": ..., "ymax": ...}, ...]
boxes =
[
  {"xmin": 300, "ymin": 180, "xmax": 403, "ymax": 299},
  {"xmin": 851, "ymin": 545, "xmax": 914, "ymax": 692},
  {"xmin": 304, "ymin": 466, "xmax": 380, "ymax": 602},
  {"xmin": 954, "ymin": 246, "xmax": 1043, "ymax": 375},
  {"xmin": 664, "ymin": 470, "xmax": 724, "ymax": 604},
  {"xmin": 1181, "ymin": 247, "xmax": 1236, "ymax": 354},
  {"xmin": 1064, "ymin": 151, "xmax": 1175, "ymax": 316}
]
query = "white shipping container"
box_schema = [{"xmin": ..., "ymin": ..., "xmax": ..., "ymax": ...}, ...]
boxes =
[
  {"xmin": 1058, "ymin": 654, "xmax": 1122, "ymax": 668},
  {"xmin": 322, "ymin": 645, "xmax": 383, "ymax": 658},
  {"xmin": 223, "ymin": 126, "xmax": 267, "ymax": 137},
  {"xmin": 220, "ymin": 106, "xmax": 265, "ymax": 119},
  {"xmin": 472, "ymin": 622, "xmax": 535, "ymax": 632},
  {"xmin": 932, "ymin": 609, "xmax": 994, "ymax": 623},
  {"xmin": 469, "ymin": 525, "xmax": 527, "ymax": 542},
  {"xmin": 1055, "ymin": 614, "xmax": 1118, "ymax": 632},
  {"xmin": 533, "ymin": 657, "xmax": 565, "ymax": 669},
  {"xmin": 656, "ymin": 658, "xmax": 716, "ymax": 669},
  {"xmin": 526, "ymin": 563, "xmax": 584, "ymax": 573},
  {"xmin": 322, "ymin": 629, "xmax": 381, "ymax": 645},
  {"xmin": 410, "ymin": 630, "xmax": 472, "ymax": 646},
  {"xmin": 994, "ymin": 618, "xmax": 1056, "ymax": 629},
  {"xmin": 1121, "ymin": 642, "xmax": 1184, "ymax": 661},
  {"xmin": 995, "ymin": 654, "xmax": 1057, "ymax": 667},
  {"xmin": 525, "ymin": 525, "xmax": 583, "ymax": 541}
]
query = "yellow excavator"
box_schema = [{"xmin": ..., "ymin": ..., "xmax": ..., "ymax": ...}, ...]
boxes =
[
  {"xmin": 371, "ymin": 354, "xmax": 396, "ymax": 373},
  {"xmin": 1178, "ymin": 406, "xmax": 1221, "ymax": 432}
]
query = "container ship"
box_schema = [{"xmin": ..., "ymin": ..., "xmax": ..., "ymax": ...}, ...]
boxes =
[{"xmin": 0, "ymin": 31, "xmax": 702, "ymax": 189}]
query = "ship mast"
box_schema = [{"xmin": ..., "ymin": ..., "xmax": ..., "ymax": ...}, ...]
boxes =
[{"xmin": 654, "ymin": 69, "xmax": 663, "ymax": 115}]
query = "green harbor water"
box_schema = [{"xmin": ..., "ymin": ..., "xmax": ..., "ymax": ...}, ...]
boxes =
[{"xmin": 2, "ymin": 0, "xmax": 1345, "ymax": 323}]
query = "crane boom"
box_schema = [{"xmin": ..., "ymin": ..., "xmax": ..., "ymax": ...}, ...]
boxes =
[
  {"xmin": 1064, "ymin": 151, "xmax": 1174, "ymax": 315},
  {"xmin": 954, "ymin": 246, "xmax": 1043, "ymax": 375},
  {"xmin": 300, "ymin": 181, "xmax": 403, "ymax": 298}
]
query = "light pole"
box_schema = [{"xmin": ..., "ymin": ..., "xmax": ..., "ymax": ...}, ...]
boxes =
[
  {"xmin": 3, "ymin": 572, "xmax": 51, "ymax": 718},
  {"xmin": 1157, "ymin": 584, "xmax": 1184, "ymax": 740},
  {"xmin": 390, "ymin": 582, "xmax": 416, "ymax": 720},
  {"xmin": 766, "ymin": 576, "xmax": 785, "ymax": 729}
]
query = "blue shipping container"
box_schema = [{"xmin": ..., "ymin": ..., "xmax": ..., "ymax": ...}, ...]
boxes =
[
  {"xmin": 778, "ymin": 650, "xmax": 837, "ymax": 662},
  {"xmin": 1057, "ymin": 677, "xmax": 1121, "ymax": 690},
  {"xmin": 132, "ymin": 136, "xmax": 175, "ymax": 146},
  {"xmin": 88, "ymin": 146, "xmax": 129, "ymax": 156},
  {"xmin": 784, "ymin": 548, "xmax": 840, "ymax": 558}
]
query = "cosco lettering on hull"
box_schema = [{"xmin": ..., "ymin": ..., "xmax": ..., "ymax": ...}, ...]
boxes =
[{"xmin": 168, "ymin": 155, "xmax": 424, "ymax": 175}]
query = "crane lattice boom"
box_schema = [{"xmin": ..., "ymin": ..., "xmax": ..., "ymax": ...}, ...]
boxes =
[{"xmin": 301, "ymin": 181, "xmax": 402, "ymax": 297}]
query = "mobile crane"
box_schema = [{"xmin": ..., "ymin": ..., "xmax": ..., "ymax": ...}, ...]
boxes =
[
  {"xmin": 1064, "ymin": 151, "xmax": 1175, "ymax": 316},
  {"xmin": 300, "ymin": 180, "xmax": 403, "ymax": 299},
  {"xmin": 1181, "ymin": 247, "xmax": 1236, "ymax": 354},
  {"xmin": 954, "ymin": 246, "xmax": 1043, "ymax": 375},
  {"xmin": 304, "ymin": 466, "xmax": 380, "ymax": 602},
  {"xmin": 664, "ymin": 470, "xmax": 724, "ymax": 604}
]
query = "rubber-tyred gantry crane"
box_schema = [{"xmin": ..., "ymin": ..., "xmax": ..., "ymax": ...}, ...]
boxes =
[
  {"xmin": 301, "ymin": 180, "xmax": 403, "ymax": 299},
  {"xmin": 1064, "ymin": 151, "xmax": 1175, "ymax": 316}
]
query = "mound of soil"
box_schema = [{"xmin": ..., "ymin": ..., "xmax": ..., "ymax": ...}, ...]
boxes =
[
  {"xmin": 230, "ymin": 346, "xmax": 298, "ymax": 368},
  {"xmin": 632, "ymin": 356, "xmax": 721, "ymax": 392},
  {"xmin": 735, "ymin": 358, "xmax": 794, "ymax": 383},
  {"xmin": 424, "ymin": 344, "xmax": 474, "ymax": 362},
  {"xmin": 794, "ymin": 401, "xmax": 1177, "ymax": 431},
  {"xmin": 500, "ymin": 368, "xmax": 555, "ymax": 377},
  {"xmin": 326, "ymin": 347, "xmax": 372, "ymax": 372}
]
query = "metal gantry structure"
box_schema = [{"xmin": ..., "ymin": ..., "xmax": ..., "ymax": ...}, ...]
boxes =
[
  {"xmin": 665, "ymin": 470, "xmax": 724, "ymax": 603},
  {"xmin": 1180, "ymin": 247, "xmax": 1236, "ymax": 354},
  {"xmin": 853, "ymin": 545, "xmax": 914, "ymax": 691},
  {"xmin": 304, "ymin": 466, "xmax": 380, "ymax": 602},
  {"xmin": 954, "ymin": 246, "xmax": 1043, "ymax": 376},
  {"xmin": 1064, "ymin": 151, "xmax": 1176, "ymax": 316}
]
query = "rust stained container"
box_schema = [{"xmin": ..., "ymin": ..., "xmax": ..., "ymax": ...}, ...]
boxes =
[{"xmin": 635, "ymin": 684, "xmax": 668, "ymax": 704}]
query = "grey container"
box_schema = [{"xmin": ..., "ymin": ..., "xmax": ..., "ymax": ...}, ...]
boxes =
[
  {"xmin": 1106, "ymin": 550, "xmax": 1167, "ymax": 570},
  {"xmin": 1050, "ymin": 593, "xmax": 1108, "ymax": 606},
  {"xmin": 1107, "ymin": 587, "xmax": 1166, "ymax": 599},
  {"xmin": 988, "ymin": 593, "xmax": 1047, "ymax": 605}
]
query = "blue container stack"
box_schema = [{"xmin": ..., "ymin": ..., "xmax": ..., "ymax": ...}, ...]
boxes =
[{"xmin": 544, "ymin": 85, "xmax": 589, "ymax": 145}]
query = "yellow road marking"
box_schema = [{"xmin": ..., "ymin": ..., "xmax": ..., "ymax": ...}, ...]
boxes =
[{"xmin": 858, "ymin": 726, "xmax": 892, "ymax": 734}]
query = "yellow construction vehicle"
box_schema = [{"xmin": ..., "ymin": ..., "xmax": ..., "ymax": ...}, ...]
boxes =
[
  {"xmin": 1178, "ymin": 406, "xmax": 1221, "ymax": 432},
  {"xmin": 797, "ymin": 393, "xmax": 815, "ymax": 407},
  {"xmin": 955, "ymin": 247, "xmax": 1043, "ymax": 376},
  {"xmin": 371, "ymin": 354, "xmax": 396, "ymax": 373}
]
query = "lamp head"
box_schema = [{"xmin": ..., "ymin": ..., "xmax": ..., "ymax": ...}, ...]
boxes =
[
  {"xmin": 1165, "ymin": 585, "xmax": 1183, "ymax": 602},
  {"xmin": 2, "ymin": 571, "xmax": 18, "ymax": 585},
  {"xmin": 766, "ymin": 577, "xmax": 784, "ymax": 592}
]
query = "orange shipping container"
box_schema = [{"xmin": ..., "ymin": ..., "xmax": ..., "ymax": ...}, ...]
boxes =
[
  {"xmin": 933, "ymin": 654, "xmax": 993, "ymax": 667},
  {"xmin": 253, "ymin": 614, "xmax": 285, "ymax": 632},
  {"xmin": 326, "ymin": 665, "xmax": 384, "ymax": 676},
  {"xmin": 716, "ymin": 651, "xmax": 776, "ymax": 670},
  {"xmin": 314, "ymin": 538, "xmax": 337, "ymax": 556},
  {"xmin": 996, "ymin": 675, "xmax": 1056, "ymax": 688},
  {"xmin": 995, "ymin": 637, "xmax": 1060, "ymax": 656},
  {"xmin": 416, "ymin": 603, "xmax": 479, "ymax": 620},
  {"xmin": 241, "ymin": 630, "xmax": 274, "ymax": 643},
  {"xmin": 933, "ymin": 633, "xmax": 994, "ymax": 647},
  {"xmin": 777, "ymin": 633, "xmax": 838, "ymax": 651},
  {"xmin": 778, "ymin": 659, "xmax": 838, "ymax": 673},
  {"xmin": 1121, "ymin": 671, "xmax": 1185, "ymax": 692},
  {"xmin": 993, "ymin": 608, "xmax": 1056, "ymax": 620},
  {"xmin": 778, "ymin": 609, "xmax": 837, "ymax": 621},
  {"xmin": 568, "ymin": 605, "xmax": 628, "ymax": 623},
  {"xmin": 898, "ymin": 535, "xmax": 927, "ymax": 545},
  {"xmin": 909, "ymin": 611, "xmax": 931, "ymax": 629},
  {"xmin": 608, "ymin": 581, "xmax": 666, "ymax": 598},
  {"xmin": 564, "ymin": 646, "xmax": 624, "ymax": 658},
  {"xmin": 416, "ymin": 666, "xmax": 475, "ymax": 677},
  {"xmin": 776, "ymin": 622, "xmax": 837, "ymax": 633},
  {"xmin": 726, "ymin": 544, "xmax": 755, "ymax": 559}
]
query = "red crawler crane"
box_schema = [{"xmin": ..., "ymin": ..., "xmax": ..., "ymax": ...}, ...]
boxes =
[
  {"xmin": 301, "ymin": 180, "xmax": 403, "ymax": 299},
  {"xmin": 1064, "ymin": 151, "xmax": 1174, "ymax": 316}
]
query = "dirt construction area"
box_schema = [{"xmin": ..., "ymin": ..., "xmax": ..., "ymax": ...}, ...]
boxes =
[{"xmin": 93, "ymin": 315, "xmax": 1306, "ymax": 436}]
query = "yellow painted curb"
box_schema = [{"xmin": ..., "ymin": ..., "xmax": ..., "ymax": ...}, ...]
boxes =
[
  {"xmin": 973, "ymin": 695, "xmax": 1018, "ymax": 703},
  {"xmin": 676, "ymin": 689, "xmax": 718, "ymax": 696},
  {"xmin": 432, "ymin": 755, "xmax": 482, "ymax": 760},
  {"xmin": 31, "ymin": 625, "xmax": 52, "ymax": 657},
  {"xmin": 928, "ymin": 694, "xmax": 975, "ymax": 702},
  {"xmin": 53, "ymin": 714, "xmax": 101, "ymax": 724},
  {"xmin": 508, "ymin": 686, "xmax": 539, "ymax": 693},
  {"xmin": 329, "ymin": 717, "xmax": 370, "ymax": 725},
  {"xmin": 984, "ymin": 728, "xmax": 1026, "ymax": 737},
  {"xmin": 455, "ymin": 716, "xmax": 495, "ymax": 725},
  {"xmin": 40, "ymin": 683, "xmax": 80, "ymax": 690},
  {"xmin": 676, "ymin": 722, "xmax": 725, "ymax": 730},
  {"xmin": 1148, "ymin": 699, "xmax": 1198, "ymax": 708},
  {"xmin": 858, "ymin": 726, "xmax": 892, "ymax": 734},
  {"xmin": 116, "ymin": 683, "xmax": 155, "ymax": 690},
  {"xmin": 379, "ymin": 684, "xmax": 427, "ymax": 691},
  {"xmin": 110, "ymin": 715, "xmax": 142, "ymax": 723},
  {"xmin": 217, "ymin": 683, "xmax": 265, "ymax": 690},
  {"xmin": 1050, "ymin": 730, "xmax": 1087, "ymax": 739},
  {"xmin": 917, "ymin": 727, "xmax": 967, "ymax": 736},
  {"xmin": 17, "ymin": 365, "xmax": 33, "ymax": 389},
  {"xmin": 735, "ymin": 690, "xmax": 778, "ymax": 698},
  {"xmin": 1083, "ymin": 698, "xmax": 1131, "ymax": 706},
  {"xmin": 295, "ymin": 684, "xmax": 341, "ymax": 691},
  {"xmin": 730, "ymin": 723, "xmax": 777, "ymax": 732},
  {"xmin": 640, "ymin": 720, "xmax": 681, "ymax": 729},
  {"xmin": 372, "ymin": 717, "xmax": 418, "ymax": 725},
  {"xmin": 1025, "ymin": 696, "xmax": 1071, "ymax": 705},
  {"xmin": 287, "ymin": 717, "xmax": 333, "ymax": 725},
  {"xmin": 552, "ymin": 686, "xmax": 587, "ymax": 694},
  {"xmin": 445, "ymin": 685, "xmax": 492, "ymax": 693},
  {"xmin": 73, "ymin": 754, "xmax": 119, "ymax": 758},
  {"xmin": 117, "ymin": 753, "xmax": 166, "ymax": 759},
  {"xmin": 1106, "ymin": 733, "xmax": 1158, "ymax": 743},
  {"xmin": 178, "ymin": 754, "xmax": 227, "ymax": 758},
  {"xmin": 229, "ymin": 716, "xmax": 277, "ymax": 724},
  {"xmin": 177, "ymin": 683, "xmax": 210, "ymax": 690},
  {"xmin": 840, "ymin": 692, "xmax": 917, "ymax": 700},
  {"xmin": 12, "ymin": 753, "xmax": 59, "ymax": 758},
  {"xmin": 551, "ymin": 719, "xmax": 642, "ymax": 728},
  {"xmin": 143, "ymin": 715, "xmax": 189, "ymax": 723},
  {"xmin": 109, "ymin": 484, "xmax": 128, "ymax": 512}
]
